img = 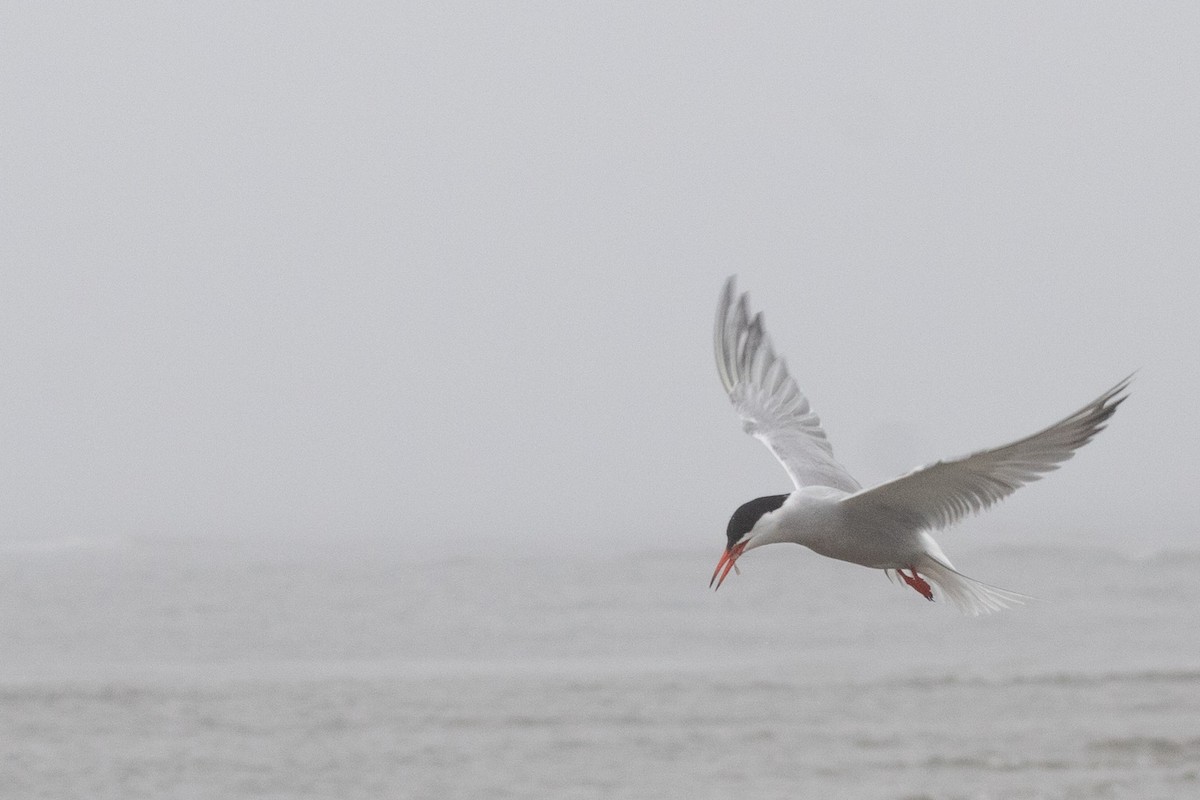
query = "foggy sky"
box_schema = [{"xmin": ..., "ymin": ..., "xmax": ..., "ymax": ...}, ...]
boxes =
[{"xmin": 2, "ymin": 4, "xmax": 1198, "ymax": 556}]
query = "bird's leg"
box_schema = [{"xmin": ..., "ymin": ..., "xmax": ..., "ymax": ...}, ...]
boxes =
[{"xmin": 897, "ymin": 568, "xmax": 934, "ymax": 602}]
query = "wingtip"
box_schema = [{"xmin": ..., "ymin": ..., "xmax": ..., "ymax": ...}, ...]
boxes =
[
  {"xmin": 1102, "ymin": 373, "xmax": 1136, "ymax": 409},
  {"xmin": 719, "ymin": 275, "xmax": 738, "ymax": 310},
  {"xmin": 715, "ymin": 276, "xmax": 739, "ymax": 327},
  {"xmin": 714, "ymin": 276, "xmax": 743, "ymax": 394}
]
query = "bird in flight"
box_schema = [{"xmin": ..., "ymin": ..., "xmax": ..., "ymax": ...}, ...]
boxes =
[{"xmin": 710, "ymin": 276, "xmax": 1129, "ymax": 614}]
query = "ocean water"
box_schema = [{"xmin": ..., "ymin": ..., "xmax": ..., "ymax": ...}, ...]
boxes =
[{"xmin": 1, "ymin": 537, "xmax": 1198, "ymax": 799}]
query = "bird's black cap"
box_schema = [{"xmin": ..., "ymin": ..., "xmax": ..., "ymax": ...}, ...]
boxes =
[{"xmin": 726, "ymin": 494, "xmax": 788, "ymax": 549}]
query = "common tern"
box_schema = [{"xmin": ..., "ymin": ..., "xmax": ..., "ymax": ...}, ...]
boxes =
[{"xmin": 710, "ymin": 276, "xmax": 1129, "ymax": 614}]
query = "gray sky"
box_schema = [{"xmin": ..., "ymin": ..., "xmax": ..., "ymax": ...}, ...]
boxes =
[{"xmin": 2, "ymin": 4, "xmax": 1197, "ymax": 556}]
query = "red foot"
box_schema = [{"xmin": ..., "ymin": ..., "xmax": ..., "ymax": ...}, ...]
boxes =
[{"xmin": 897, "ymin": 568, "xmax": 934, "ymax": 601}]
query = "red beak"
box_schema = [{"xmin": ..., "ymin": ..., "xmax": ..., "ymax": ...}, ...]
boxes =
[{"xmin": 710, "ymin": 541, "xmax": 748, "ymax": 590}]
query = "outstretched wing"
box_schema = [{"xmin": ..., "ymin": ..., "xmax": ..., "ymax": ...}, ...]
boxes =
[
  {"xmin": 714, "ymin": 276, "xmax": 860, "ymax": 493},
  {"xmin": 839, "ymin": 376, "xmax": 1131, "ymax": 530}
]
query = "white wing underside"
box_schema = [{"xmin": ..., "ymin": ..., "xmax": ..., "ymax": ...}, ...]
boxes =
[
  {"xmin": 840, "ymin": 376, "xmax": 1131, "ymax": 531},
  {"xmin": 714, "ymin": 277, "xmax": 861, "ymax": 493}
]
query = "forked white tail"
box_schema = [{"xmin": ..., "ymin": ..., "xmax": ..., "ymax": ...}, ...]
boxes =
[{"xmin": 890, "ymin": 557, "xmax": 1031, "ymax": 616}]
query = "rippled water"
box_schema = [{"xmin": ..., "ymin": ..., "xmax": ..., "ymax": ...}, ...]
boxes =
[{"xmin": 1, "ymin": 537, "xmax": 1198, "ymax": 798}]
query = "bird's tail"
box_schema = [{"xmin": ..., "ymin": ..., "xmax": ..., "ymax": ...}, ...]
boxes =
[{"xmin": 905, "ymin": 556, "xmax": 1031, "ymax": 616}]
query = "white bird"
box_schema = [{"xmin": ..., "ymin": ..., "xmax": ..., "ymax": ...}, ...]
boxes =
[{"xmin": 710, "ymin": 276, "xmax": 1129, "ymax": 614}]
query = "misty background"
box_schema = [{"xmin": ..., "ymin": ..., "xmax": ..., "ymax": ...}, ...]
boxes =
[{"xmin": 3, "ymin": 4, "xmax": 1198, "ymax": 559}]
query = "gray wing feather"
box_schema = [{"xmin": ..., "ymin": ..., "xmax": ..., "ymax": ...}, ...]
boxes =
[
  {"xmin": 839, "ymin": 376, "xmax": 1131, "ymax": 530},
  {"xmin": 714, "ymin": 277, "xmax": 861, "ymax": 492}
]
